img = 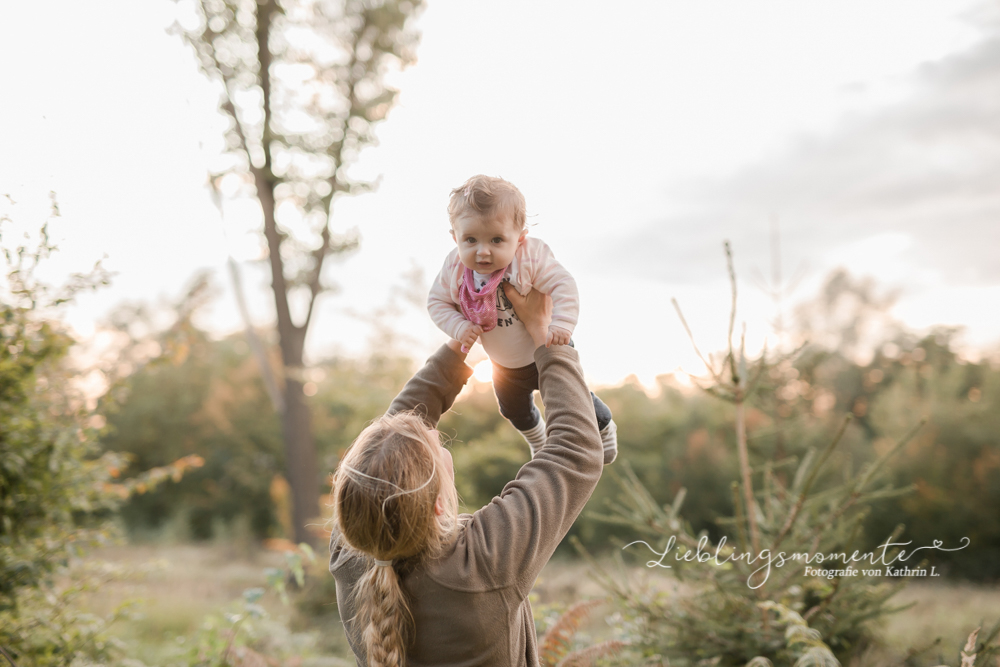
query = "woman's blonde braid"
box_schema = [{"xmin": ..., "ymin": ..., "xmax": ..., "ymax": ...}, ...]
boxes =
[{"xmin": 357, "ymin": 564, "xmax": 410, "ymax": 667}]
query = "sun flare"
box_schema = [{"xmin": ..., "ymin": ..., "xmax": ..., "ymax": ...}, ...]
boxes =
[{"xmin": 473, "ymin": 360, "xmax": 493, "ymax": 383}]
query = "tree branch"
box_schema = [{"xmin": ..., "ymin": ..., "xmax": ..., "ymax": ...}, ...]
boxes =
[
  {"xmin": 770, "ymin": 415, "xmax": 852, "ymax": 554},
  {"xmin": 725, "ymin": 241, "xmax": 739, "ymax": 386},
  {"xmin": 300, "ymin": 14, "xmax": 369, "ymax": 334},
  {"xmin": 671, "ymin": 297, "xmax": 723, "ymax": 384},
  {"xmin": 0, "ymin": 646, "xmax": 19, "ymax": 667}
]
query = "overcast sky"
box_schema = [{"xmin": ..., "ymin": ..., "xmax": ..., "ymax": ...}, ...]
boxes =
[{"xmin": 1, "ymin": 0, "xmax": 997, "ymax": 386}]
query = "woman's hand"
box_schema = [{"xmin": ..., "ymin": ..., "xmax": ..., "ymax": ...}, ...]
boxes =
[{"xmin": 502, "ymin": 283, "xmax": 553, "ymax": 348}]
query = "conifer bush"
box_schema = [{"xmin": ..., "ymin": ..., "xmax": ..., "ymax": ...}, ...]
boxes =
[{"xmin": 582, "ymin": 243, "xmax": 933, "ymax": 667}]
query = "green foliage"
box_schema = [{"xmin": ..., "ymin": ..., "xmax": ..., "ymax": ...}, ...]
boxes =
[
  {"xmin": 177, "ymin": 544, "xmax": 330, "ymax": 667},
  {"xmin": 100, "ymin": 280, "xmax": 416, "ymax": 540},
  {"xmin": 439, "ymin": 372, "xmax": 742, "ymax": 542},
  {"xmin": 98, "ymin": 261, "xmax": 1000, "ymax": 586},
  {"xmin": 754, "ymin": 601, "xmax": 839, "ymax": 667},
  {"xmin": 0, "ymin": 204, "xmax": 128, "ymax": 664},
  {"xmin": 863, "ymin": 333, "xmax": 1000, "ymax": 580},
  {"xmin": 585, "ymin": 456, "xmax": 913, "ymax": 666},
  {"xmin": 577, "ymin": 378, "xmax": 739, "ymax": 549},
  {"xmin": 100, "ymin": 278, "xmax": 285, "ymax": 540},
  {"xmin": 442, "ymin": 386, "xmax": 527, "ymax": 511},
  {"xmin": 577, "ymin": 245, "xmax": 931, "ymax": 667},
  {"xmin": 311, "ymin": 352, "xmax": 415, "ymax": 472},
  {"xmin": 0, "ymin": 201, "xmax": 212, "ymax": 665}
]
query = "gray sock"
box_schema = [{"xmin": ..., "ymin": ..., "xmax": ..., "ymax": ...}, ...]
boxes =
[
  {"xmin": 520, "ymin": 420, "xmax": 546, "ymax": 458},
  {"xmin": 600, "ymin": 419, "xmax": 618, "ymax": 465}
]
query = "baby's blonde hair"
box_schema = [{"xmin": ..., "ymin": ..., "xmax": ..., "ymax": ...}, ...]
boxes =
[
  {"xmin": 448, "ymin": 174, "xmax": 527, "ymax": 230},
  {"xmin": 332, "ymin": 411, "xmax": 458, "ymax": 667}
]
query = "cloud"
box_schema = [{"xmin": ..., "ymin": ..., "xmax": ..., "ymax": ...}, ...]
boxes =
[{"xmin": 605, "ymin": 8, "xmax": 1000, "ymax": 286}]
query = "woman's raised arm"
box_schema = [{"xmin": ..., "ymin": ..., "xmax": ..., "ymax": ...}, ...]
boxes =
[
  {"xmin": 387, "ymin": 340, "xmax": 473, "ymax": 427},
  {"xmin": 457, "ymin": 285, "xmax": 604, "ymax": 597}
]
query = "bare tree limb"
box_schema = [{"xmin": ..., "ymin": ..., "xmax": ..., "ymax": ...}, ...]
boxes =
[
  {"xmin": 0, "ymin": 646, "xmax": 19, "ymax": 667},
  {"xmin": 671, "ymin": 297, "xmax": 723, "ymax": 384}
]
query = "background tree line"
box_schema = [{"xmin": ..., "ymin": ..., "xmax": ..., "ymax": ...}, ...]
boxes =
[{"xmin": 99, "ymin": 267, "xmax": 1000, "ymax": 580}]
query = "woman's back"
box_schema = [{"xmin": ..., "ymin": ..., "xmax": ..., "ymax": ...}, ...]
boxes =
[
  {"xmin": 330, "ymin": 342, "xmax": 603, "ymax": 666},
  {"xmin": 332, "ymin": 513, "xmax": 538, "ymax": 664}
]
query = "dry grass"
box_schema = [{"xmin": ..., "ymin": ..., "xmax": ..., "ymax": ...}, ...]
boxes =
[
  {"xmin": 86, "ymin": 543, "xmax": 284, "ymax": 618},
  {"xmin": 84, "ymin": 544, "xmax": 1000, "ymax": 666},
  {"xmin": 80, "ymin": 543, "xmax": 297, "ymax": 664},
  {"xmin": 534, "ymin": 557, "xmax": 609, "ymax": 605},
  {"xmin": 861, "ymin": 581, "xmax": 1000, "ymax": 666},
  {"xmin": 533, "ymin": 555, "xmax": 693, "ymax": 604}
]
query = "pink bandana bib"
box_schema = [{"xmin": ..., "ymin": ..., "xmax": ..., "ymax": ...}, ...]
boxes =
[{"xmin": 458, "ymin": 267, "xmax": 506, "ymax": 351}]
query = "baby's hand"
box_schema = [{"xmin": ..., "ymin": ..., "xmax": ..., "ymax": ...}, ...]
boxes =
[
  {"xmin": 546, "ymin": 325, "xmax": 571, "ymax": 347},
  {"xmin": 459, "ymin": 323, "xmax": 484, "ymax": 353}
]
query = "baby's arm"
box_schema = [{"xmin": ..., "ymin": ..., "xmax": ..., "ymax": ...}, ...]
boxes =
[
  {"xmin": 527, "ymin": 242, "xmax": 579, "ymax": 346},
  {"xmin": 428, "ymin": 254, "xmax": 480, "ymax": 350}
]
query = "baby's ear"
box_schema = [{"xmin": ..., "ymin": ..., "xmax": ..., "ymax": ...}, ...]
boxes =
[
  {"xmin": 518, "ymin": 229, "xmax": 528, "ymax": 245},
  {"xmin": 450, "ymin": 228, "xmax": 457, "ymax": 242}
]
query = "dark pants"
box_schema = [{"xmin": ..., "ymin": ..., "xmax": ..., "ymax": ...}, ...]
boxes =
[{"xmin": 492, "ymin": 360, "xmax": 612, "ymax": 432}]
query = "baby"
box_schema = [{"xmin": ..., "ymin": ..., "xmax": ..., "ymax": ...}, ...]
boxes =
[{"xmin": 428, "ymin": 175, "xmax": 618, "ymax": 464}]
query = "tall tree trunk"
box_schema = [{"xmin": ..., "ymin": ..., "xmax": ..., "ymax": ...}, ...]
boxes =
[
  {"xmin": 255, "ymin": 0, "xmax": 320, "ymax": 544},
  {"xmin": 281, "ymin": 367, "xmax": 320, "ymax": 544},
  {"xmin": 257, "ymin": 171, "xmax": 321, "ymax": 544}
]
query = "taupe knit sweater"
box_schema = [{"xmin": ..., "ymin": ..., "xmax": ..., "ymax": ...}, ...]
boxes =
[{"xmin": 329, "ymin": 343, "xmax": 604, "ymax": 666}]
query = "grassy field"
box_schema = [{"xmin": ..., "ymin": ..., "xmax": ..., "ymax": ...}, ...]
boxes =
[
  {"xmin": 83, "ymin": 543, "xmax": 353, "ymax": 666},
  {"xmin": 86, "ymin": 543, "xmax": 999, "ymax": 666},
  {"xmin": 872, "ymin": 581, "xmax": 1000, "ymax": 666}
]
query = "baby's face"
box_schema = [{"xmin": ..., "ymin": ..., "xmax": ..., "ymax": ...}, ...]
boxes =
[{"xmin": 450, "ymin": 211, "xmax": 526, "ymax": 275}]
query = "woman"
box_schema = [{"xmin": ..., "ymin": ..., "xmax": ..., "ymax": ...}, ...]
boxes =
[{"xmin": 329, "ymin": 285, "xmax": 604, "ymax": 666}]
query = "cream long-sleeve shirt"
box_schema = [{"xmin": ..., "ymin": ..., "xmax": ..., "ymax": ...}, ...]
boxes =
[{"xmin": 427, "ymin": 237, "xmax": 579, "ymax": 368}]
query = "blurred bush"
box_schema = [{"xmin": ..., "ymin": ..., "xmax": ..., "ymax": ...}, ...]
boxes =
[
  {"xmin": 99, "ymin": 277, "xmax": 284, "ymax": 541},
  {"xmin": 0, "ymin": 207, "xmax": 198, "ymax": 664},
  {"xmin": 99, "ymin": 277, "xmax": 415, "ymax": 541}
]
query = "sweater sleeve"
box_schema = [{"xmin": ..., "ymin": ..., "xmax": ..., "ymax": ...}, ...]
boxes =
[
  {"xmin": 387, "ymin": 343, "xmax": 474, "ymax": 426},
  {"xmin": 461, "ymin": 344, "xmax": 603, "ymax": 597},
  {"xmin": 329, "ymin": 344, "xmax": 470, "ymax": 575},
  {"xmin": 428, "ymin": 253, "xmax": 472, "ymax": 341},
  {"xmin": 528, "ymin": 243, "xmax": 579, "ymax": 335}
]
